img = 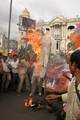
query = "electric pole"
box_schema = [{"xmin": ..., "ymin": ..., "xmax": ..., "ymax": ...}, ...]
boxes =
[{"xmin": 8, "ymin": 0, "xmax": 12, "ymax": 53}]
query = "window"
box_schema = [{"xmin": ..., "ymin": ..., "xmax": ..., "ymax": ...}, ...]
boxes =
[{"xmin": 56, "ymin": 41, "xmax": 60, "ymax": 50}]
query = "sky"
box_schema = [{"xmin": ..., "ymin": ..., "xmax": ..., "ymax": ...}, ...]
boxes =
[{"xmin": 0, "ymin": 0, "xmax": 80, "ymax": 39}]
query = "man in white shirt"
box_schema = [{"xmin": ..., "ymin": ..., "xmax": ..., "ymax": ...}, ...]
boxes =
[
  {"xmin": 65, "ymin": 49, "xmax": 80, "ymax": 120},
  {"xmin": 10, "ymin": 54, "xmax": 19, "ymax": 90},
  {"xmin": 1, "ymin": 57, "xmax": 11, "ymax": 91}
]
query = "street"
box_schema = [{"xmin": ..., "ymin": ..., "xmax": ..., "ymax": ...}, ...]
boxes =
[{"xmin": 0, "ymin": 92, "xmax": 56, "ymax": 120}]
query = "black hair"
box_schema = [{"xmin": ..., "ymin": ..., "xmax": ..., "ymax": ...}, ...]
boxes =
[
  {"xmin": 46, "ymin": 28, "xmax": 50, "ymax": 31},
  {"xmin": 70, "ymin": 49, "xmax": 80, "ymax": 69},
  {"xmin": 13, "ymin": 54, "xmax": 18, "ymax": 57}
]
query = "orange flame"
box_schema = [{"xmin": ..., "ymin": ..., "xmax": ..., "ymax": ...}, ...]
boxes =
[
  {"xmin": 24, "ymin": 97, "xmax": 33, "ymax": 107},
  {"xmin": 24, "ymin": 28, "xmax": 42, "ymax": 60}
]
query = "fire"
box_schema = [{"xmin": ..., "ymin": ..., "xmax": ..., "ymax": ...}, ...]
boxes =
[
  {"xmin": 24, "ymin": 97, "xmax": 33, "ymax": 108},
  {"xmin": 24, "ymin": 28, "xmax": 42, "ymax": 60}
]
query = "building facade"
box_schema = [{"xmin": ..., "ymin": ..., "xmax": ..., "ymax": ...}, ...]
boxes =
[
  {"xmin": 0, "ymin": 33, "xmax": 18, "ymax": 55},
  {"xmin": 48, "ymin": 16, "xmax": 80, "ymax": 54},
  {"xmin": 18, "ymin": 8, "xmax": 80, "ymax": 54}
]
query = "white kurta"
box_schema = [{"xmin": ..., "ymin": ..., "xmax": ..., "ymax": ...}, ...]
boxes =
[
  {"xmin": 40, "ymin": 34, "xmax": 53, "ymax": 67},
  {"xmin": 65, "ymin": 78, "xmax": 80, "ymax": 120}
]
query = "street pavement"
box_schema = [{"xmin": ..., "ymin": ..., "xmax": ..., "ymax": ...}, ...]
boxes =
[{"xmin": 0, "ymin": 91, "xmax": 56, "ymax": 120}]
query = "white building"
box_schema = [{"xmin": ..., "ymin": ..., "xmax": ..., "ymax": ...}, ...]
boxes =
[
  {"xmin": 0, "ymin": 33, "xmax": 4, "ymax": 48},
  {"xmin": 40, "ymin": 16, "xmax": 80, "ymax": 54}
]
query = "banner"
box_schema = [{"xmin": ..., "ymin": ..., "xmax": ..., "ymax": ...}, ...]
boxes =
[{"xmin": 44, "ymin": 63, "xmax": 70, "ymax": 93}]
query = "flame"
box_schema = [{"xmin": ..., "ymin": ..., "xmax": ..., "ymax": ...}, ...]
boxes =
[
  {"xmin": 24, "ymin": 28, "xmax": 42, "ymax": 60},
  {"xmin": 25, "ymin": 97, "xmax": 33, "ymax": 107}
]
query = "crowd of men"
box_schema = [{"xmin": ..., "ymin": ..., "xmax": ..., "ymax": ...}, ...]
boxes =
[
  {"xmin": 0, "ymin": 28, "xmax": 53, "ymax": 96},
  {"xmin": 0, "ymin": 52, "xmax": 38, "ymax": 95}
]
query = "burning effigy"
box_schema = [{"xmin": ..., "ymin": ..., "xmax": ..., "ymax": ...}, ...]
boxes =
[
  {"xmin": 24, "ymin": 28, "xmax": 42, "ymax": 60},
  {"xmin": 23, "ymin": 28, "xmax": 44, "ymax": 110}
]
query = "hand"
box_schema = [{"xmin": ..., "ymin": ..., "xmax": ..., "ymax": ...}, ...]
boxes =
[
  {"xmin": 76, "ymin": 111, "xmax": 80, "ymax": 120},
  {"xmin": 45, "ymin": 94, "xmax": 61, "ymax": 100}
]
